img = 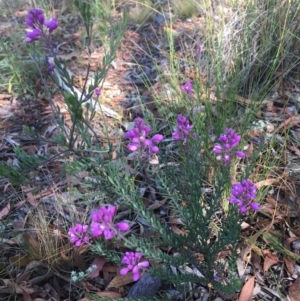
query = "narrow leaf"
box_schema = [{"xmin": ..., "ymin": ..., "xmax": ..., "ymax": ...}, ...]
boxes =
[{"xmin": 238, "ymin": 276, "xmax": 255, "ymax": 301}]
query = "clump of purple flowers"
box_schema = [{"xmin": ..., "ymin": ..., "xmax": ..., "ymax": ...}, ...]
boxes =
[
  {"xmin": 229, "ymin": 179, "xmax": 260, "ymax": 213},
  {"xmin": 213, "ymin": 128, "xmax": 245, "ymax": 164},
  {"xmin": 172, "ymin": 114, "xmax": 194, "ymax": 145},
  {"xmin": 120, "ymin": 252, "xmax": 150, "ymax": 281},
  {"xmin": 68, "ymin": 205, "xmax": 130, "ymax": 247},
  {"xmin": 68, "ymin": 223, "xmax": 90, "ymax": 247},
  {"xmin": 25, "ymin": 8, "xmax": 58, "ymax": 44},
  {"xmin": 180, "ymin": 81, "xmax": 193, "ymax": 94},
  {"xmin": 125, "ymin": 118, "xmax": 163, "ymax": 161},
  {"xmin": 90, "ymin": 205, "xmax": 130, "ymax": 240}
]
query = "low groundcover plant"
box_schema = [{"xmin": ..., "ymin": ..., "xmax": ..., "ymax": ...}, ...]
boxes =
[
  {"xmin": 67, "ymin": 124, "xmax": 260, "ymax": 297},
  {"xmin": 22, "ymin": 4, "xmax": 263, "ymax": 299}
]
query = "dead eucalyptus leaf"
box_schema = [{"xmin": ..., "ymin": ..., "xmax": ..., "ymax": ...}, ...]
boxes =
[
  {"xmin": 289, "ymin": 277, "xmax": 300, "ymax": 301},
  {"xmin": 22, "ymin": 233, "xmax": 41, "ymax": 259},
  {"xmin": 90, "ymin": 257, "xmax": 107, "ymax": 279},
  {"xmin": 9, "ymin": 254, "xmax": 32, "ymax": 267},
  {"xmin": 107, "ymin": 272, "xmax": 134, "ymax": 288},
  {"xmin": 25, "ymin": 260, "xmax": 48, "ymax": 272},
  {"xmin": 263, "ymin": 252, "xmax": 279, "ymax": 274},
  {"xmin": 0, "ymin": 279, "xmax": 37, "ymax": 295},
  {"xmin": 238, "ymin": 276, "xmax": 255, "ymax": 301},
  {"xmin": 44, "ymin": 283, "xmax": 60, "ymax": 301},
  {"xmin": 96, "ymin": 291, "xmax": 123, "ymax": 298},
  {"xmin": 21, "ymin": 288, "xmax": 33, "ymax": 301},
  {"xmin": 255, "ymin": 178, "xmax": 278, "ymax": 188},
  {"xmin": 0, "ymin": 204, "xmax": 10, "ymax": 220}
]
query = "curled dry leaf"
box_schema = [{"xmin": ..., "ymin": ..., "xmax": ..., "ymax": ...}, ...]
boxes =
[
  {"xmin": 96, "ymin": 291, "xmax": 123, "ymax": 298},
  {"xmin": 238, "ymin": 275, "xmax": 255, "ymax": 301},
  {"xmin": 90, "ymin": 257, "xmax": 107, "ymax": 279},
  {"xmin": 0, "ymin": 279, "xmax": 38, "ymax": 295},
  {"xmin": 289, "ymin": 277, "xmax": 300, "ymax": 301},
  {"xmin": 0, "ymin": 204, "xmax": 10, "ymax": 220},
  {"xmin": 255, "ymin": 178, "xmax": 279, "ymax": 188},
  {"xmin": 107, "ymin": 272, "xmax": 135, "ymax": 288},
  {"xmin": 263, "ymin": 252, "xmax": 279, "ymax": 274},
  {"xmin": 9, "ymin": 254, "xmax": 32, "ymax": 267}
]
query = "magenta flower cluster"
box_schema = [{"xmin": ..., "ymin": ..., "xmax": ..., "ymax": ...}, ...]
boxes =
[
  {"xmin": 68, "ymin": 205, "xmax": 130, "ymax": 247},
  {"xmin": 213, "ymin": 128, "xmax": 245, "ymax": 164},
  {"xmin": 229, "ymin": 179, "xmax": 260, "ymax": 213},
  {"xmin": 180, "ymin": 81, "xmax": 193, "ymax": 94},
  {"xmin": 68, "ymin": 223, "xmax": 90, "ymax": 247},
  {"xmin": 90, "ymin": 205, "xmax": 130, "ymax": 239},
  {"xmin": 120, "ymin": 252, "xmax": 150, "ymax": 281},
  {"xmin": 172, "ymin": 114, "xmax": 194, "ymax": 145},
  {"xmin": 125, "ymin": 118, "xmax": 163, "ymax": 157},
  {"xmin": 25, "ymin": 8, "xmax": 58, "ymax": 43}
]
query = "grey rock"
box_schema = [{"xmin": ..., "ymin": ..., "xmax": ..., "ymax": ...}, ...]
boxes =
[{"xmin": 127, "ymin": 274, "xmax": 162, "ymax": 299}]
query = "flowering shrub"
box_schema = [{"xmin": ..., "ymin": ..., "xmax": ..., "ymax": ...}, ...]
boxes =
[
  {"xmin": 172, "ymin": 114, "xmax": 194, "ymax": 145},
  {"xmin": 229, "ymin": 179, "xmax": 260, "ymax": 213},
  {"xmin": 180, "ymin": 81, "xmax": 193, "ymax": 94},
  {"xmin": 25, "ymin": 8, "xmax": 57, "ymax": 43},
  {"xmin": 213, "ymin": 128, "xmax": 245, "ymax": 164},
  {"xmin": 23, "ymin": 4, "xmax": 265, "ymax": 295},
  {"xmin": 120, "ymin": 252, "xmax": 150, "ymax": 281},
  {"xmin": 125, "ymin": 118, "xmax": 163, "ymax": 159}
]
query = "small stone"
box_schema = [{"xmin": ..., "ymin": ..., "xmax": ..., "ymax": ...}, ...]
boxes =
[{"xmin": 127, "ymin": 274, "xmax": 161, "ymax": 298}]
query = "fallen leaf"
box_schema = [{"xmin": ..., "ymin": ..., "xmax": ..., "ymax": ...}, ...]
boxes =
[
  {"xmin": 90, "ymin": 257, "xmax": 107, "ymax": 279},
  {"xmin": 255, "ymin": 178, "xmax": 278, "ymax": 188},
  {"xmin": 44, "ymin": 283, "xmax": 60, "ymax": 301},
  {"xmin": 263, "ymin": 252, "xmax": 279, "ymax": 274},
  {"xmin": 0, "ymin": 204, "xmax": 10, "ymax": 220},
  {"xmin": 96, "ymin": 291, "xmax": 122, "ymax": 298},
  {"xmin": 0, "ymin": 279, "xmax": 37, "ymax": 295},
  {"xmin": 284, "ymin": 240, "xmax": 295, "ymax": 275},
  {"xmin": 21, "ymin": 287, "xmax": 33, "ymax": 301},
  {"xmin": 0, "ymin": 94, "xmax": 12, "ymax": 100},
  {"xmin": 15, "ymin": 10, "xmax": 28, "ymax": 17},
  {"xmin": 289, "ymin": 277, "xmax": 300, "ymax": 301},
  {"xmin": 9, "ymin": 254, "xmax": 32, "ymax": 267},
  {"xmin": 73, "ymin": 251, "xmax": 87, "ymax": 270},
  {"xmin": 22, "ymin": 233, "xmax": 41, "ymax": 259},
  {"xmin": 238, "ymin": 276, "xmax": 255, "ymax": 301},
  {"xmin": 21, "ymin": 185, "xmax": 38, "ymax": 207},
  {"xmin": 107, "ymin": 272, "xmax": 134, "ymax": 288},
  {"xmin": 148, "ymin": 199, "xmax": 167, "ymax": 210}
]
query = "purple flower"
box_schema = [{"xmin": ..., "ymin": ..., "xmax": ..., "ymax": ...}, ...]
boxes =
[
  {"xmin": 180, "ymin": 81, "xmax": 193, "ymax": 94},
  {"xmin": 116, "ymin": 222, "xmax": 130, "ymax": 231},
  {"xmin": 172, "ymin": 114, "xmax": 194, "ymax": 145},
  {"xmin": 120, "ymin": 252, "xmax": 149, "ymax": 281},
  {"xmin": 94, "ymin": 88, "xmax": 101, "ymax": 97},
  {"xmin": 213, "ymin": 128, "xmax": 245, "ymax": 164},
  {"xmin": 125, "ymin": 118, "xmax": 163, "ymax": 160},
  {"xmin": 90, "ymin": 205, "xmax": 129, "ymax": 240},
  {"xmin": 229, "ymin": 179, "xmax": 260, "ymax": 213},
  {"xmin": 26, "ymin": 8, "xmax": 45, "ymax": 28},
  {"xmin": 68, "ymin": 223, "xmax": 90, "ymax": 247},
  {"xmin": 25, "ymin": 8, "xmax": 58, "ymax": 45},
  {"xmin": 26, "ymin": 29, "xmax": 42, "ymax": 43},
  {"xmin": 44, "ymin": 18, "xmax": 58, "ymax": 32}
]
